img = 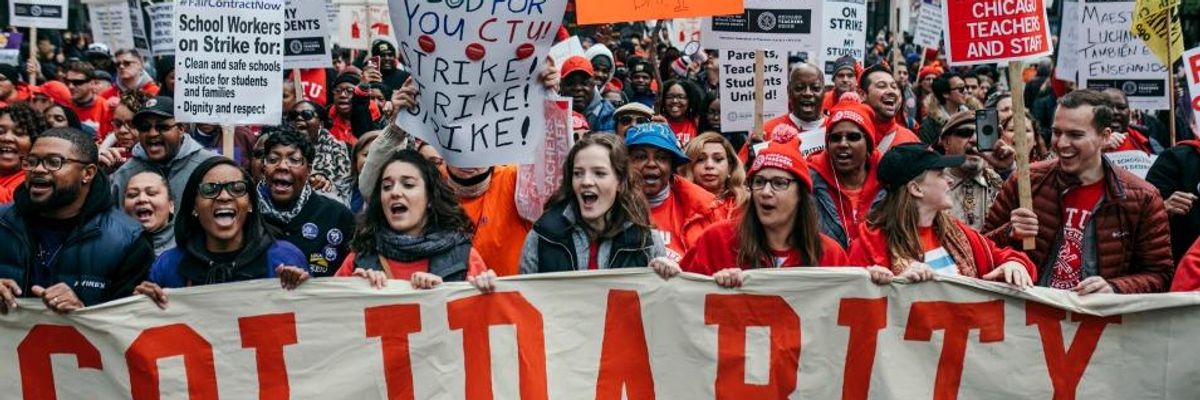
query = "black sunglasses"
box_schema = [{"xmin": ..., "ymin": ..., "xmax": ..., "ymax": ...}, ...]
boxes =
[
  {"xmin": 65, "ymin": 78, "xmax": 90, "ymax": 87},
  {"xmin": 827, "ymin": 132, "xmax": 865, "ymax": 143},
  {"xmin": 135, "ymin": 122, "xmax": 177, "ymax": 134},
  {"xmin": 198, "ymin": 180, "xmax": 250, "ymax": 199},
  {"xmin": 618, "ymin": 115, "xmax": 649, "ymax": 125},
  {"xmin": 287, "ymin": 110, "xmax": 318, "ymax": 121}
]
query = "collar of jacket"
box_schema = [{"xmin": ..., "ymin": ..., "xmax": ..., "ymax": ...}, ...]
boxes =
[{"xmin": 1048, "ymin": 156, "xmax": 1127, "ymax": 201}]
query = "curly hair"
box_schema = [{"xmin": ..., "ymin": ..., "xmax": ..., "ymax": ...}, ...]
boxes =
[
  {"xmin": 118, "ymin": 91, "xmax": 151, "ymax": 114},
  {"xmin": 0, "ymin": 103, "xmax": 48, "ymax": 138},
  {"xmin": 350, "ymin": 150, "xmax": 474, "ymax": 253}
]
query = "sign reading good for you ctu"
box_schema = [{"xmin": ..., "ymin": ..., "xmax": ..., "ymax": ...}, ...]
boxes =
[{"xmin": 173, "ymin": 0, "xmax": 286, "ymax": 124}]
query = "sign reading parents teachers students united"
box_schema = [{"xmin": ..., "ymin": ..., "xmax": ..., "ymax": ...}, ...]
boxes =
[
  {"xmin": 942, "ymin": 0, "xmax": 1052, "ymax": 65},
  {"xmin": 174, "ymin": 0, "xmax": 285, "ymax": 125},
  {"xmin": 390, "ymin": 0, "xmax": 569, "ymax": 168}
]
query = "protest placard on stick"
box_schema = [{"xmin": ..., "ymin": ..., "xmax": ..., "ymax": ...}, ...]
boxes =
[
  {"xmin": 820, "ymin": 0, "xmax": 866, "ymax": 85},
  {"xmin": 146, "ymin": 2, "xmax": 175, "ymax": 56},
  {"xmin": 718, "ymin": 49, "xmax": 785, "ymax": 133},
  {"xmin": 942, "ymin": 0, "xmax": 1053, "ymax": 66},
  {"xmin": 86, "ymin": 0, "xmax": 135, "ymax": 52},
  {"xmin": 576, "ymin": 0, "xmax": 742, "ymax": 25},
  {"xmin": 284, "ymin": 0, "xmax": 332, "ymax": 69}
]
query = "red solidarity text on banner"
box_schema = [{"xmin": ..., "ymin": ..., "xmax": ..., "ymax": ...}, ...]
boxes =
[{"xmin": 943, "ymin": 0, "xmax": 1053, "ymax": 65}]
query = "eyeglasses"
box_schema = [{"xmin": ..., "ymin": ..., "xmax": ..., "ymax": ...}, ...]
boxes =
[
  {"xmin": 66, "ymin": 78, "xmax": 90, "ymax": 87},
  {"xmin": 750, "ymin": 176, "xmax": 796, "ymax": 192},
  {"xmin": 135, "ymin": 122, "xmax": 178, "ymax": 134},
  {"xmin": 110, "ymin": 119, "xmax": 132, "ymax": 129},
  {"xmin": 22, "ymin": 155, "xmax": 90, "ymax": 171},
  {"xmin": 617, "ymin": 115, "xmax": 649, "ymax": 125},
  {"xmin": 198, "ymin": 180, "xmax": 250, "ymax": 199},
  {"xmin": 287, "ymin": 110, "xmax": 318, "ymax": 121},
  {"xmin": 950, "ymin": 128, "xmax": 975, "ymax": 138},
  {"xmin": 827, "ymin": 132, "xmax": 865, "ymax": 143},
  {"xmin": 951, "ymin": 85, "xmax": 968, "ymax": 94},
  {"xmin": 265, "ymin": 154, "xmax": 306, "ymax": 167},
  {"xmin": 116, "ymin": 60, "xmax": 139, "ymax": 68},
  {"xmin": 333, "ymin": 86, "xmax": 355, "ymax": 96}
]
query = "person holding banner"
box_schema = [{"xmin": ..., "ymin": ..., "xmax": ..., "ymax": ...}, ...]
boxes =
[
  {"xmin": 100, "ymin": 49, "xmax": 159, "ymax": 99},
  {"xmin": 848, "ymin": 144, "xmax": 1036, "ymax": 287},
  {"xmin": 983, "ymin": 90, "xmax": 1174, "ymax": 294},
  {"xmin": 809, "ymin": 95, "xmax": 885, "ymax": 249},
  {"xmin": 859, "ymin": 64, "xmax": 921, "ymax": 152},
  {"xmin": 134, "ymin": 158, "xmax": 310, "ymax": 307},
  {"xmin": 0, "ymin": 104, "xmax": 47, "ymax": 204},
  {"xmin": 1146, "ymin": 140, "xmax": 1200, "ymax": 264},
  {"xmin": 683, "ymin": 132, "xmax": 747, "ymax": 219},
  {"xmin": 681, "ymin": 137, "xmax": 849, "ymax": 287},
  {"xmin": 626, "ymin": 122, "xmax": 721, "ymax": 260}
]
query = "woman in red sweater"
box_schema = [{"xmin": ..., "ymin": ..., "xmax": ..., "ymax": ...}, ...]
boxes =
[
  {"xmin": 848, "ymin": 144, "xmax": 1036, "ymax": 286},
  {"xmin": 681, "ymin": 137, "xmax": 849, "ymax": 288}
]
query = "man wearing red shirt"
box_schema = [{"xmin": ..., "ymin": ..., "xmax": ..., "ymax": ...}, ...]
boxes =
[
  {"xmin": 859, "ymin": 64, "xmax": 921, "ymax": 153},
  {"xmin": 99, "ymin": 49, "xmax": 160, "ymax": 99},
  {"xmin": 64, "ymin": 61, "xmax": 111, "ymax": 138}
]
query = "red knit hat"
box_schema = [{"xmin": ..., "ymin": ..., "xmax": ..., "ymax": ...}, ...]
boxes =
[
  {"xmin": 825, "ymin": 92, "xmax": 878, "ymax": 147},
  {"xmin": 917, "ymin": 65, "xmax": 943, "ymax": 82},
  {"xmin": 749, "ymin": 135, "xmax": 814, "ymax": 191}
]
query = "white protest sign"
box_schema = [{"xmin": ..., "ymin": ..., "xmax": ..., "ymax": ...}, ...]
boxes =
[
  {"xmin": 1105, "ymin": 150, "xmax": 1156, "ymax": 179},
  {"xmin": 146, "ymin": 2, "xmax": 174, "ymax": 56},
  {"xmin": 668, "ymin": 18, "xmax": 703, "ymax": 54},
  {"xmin": 336, "ymin": 0, "xmax": 394, "ymax": 49},
  {"xmin": 1078, "ymin": 0, "xmax": 1169, "ymax": 110},
  {"xmin": 284, "ymin": 0, "xmax": 333, "ymax": 69},
  {"xmin": 799, "ymin": 127, "xmax": 825, "ymax": 157},
  {"xmin": 546, "ymin": 36, "xmax": 584, "ymax": 65},
  {"xmin": 173, "ymin": 0, "xmax": 285, "ymax": 124},
  {"xmin": 9, "ymin": 0, "xmax": 67, "ymax": 29},
  {"xmin": 1184, "ymin": 46, "xmax": 1200, "ymax": 129},
  {"xmin": 127, "ymin": 0, "xmax": 151, "ymax": 57},
  {"xmin": 914, "ymin": 0, "xmax": 942, "ymax": 49},
  {"xmin": 701, "ymin": 0, "xmax": 822, "ymax": 55},
  {"xmin": 1055, "ymin": 0, "xmax": 1081, "ymax": 81},
  {"xmin": 86, "ymin": 0, "xmax": 135, "ymax": 51},
  {"xmin": 819, "ymin": 0, "xmax": 866, "ymax": 85},
  {"xmin": 517, "ymin": 97, "xmax": 572, "ymax": 222},
  {"xmin": 389, "ymin": 0, "xmax": 569, "ymax": 168},
  {"xmin": 719, "ymin": 49, "xmax": 786, "ymax": 133}
]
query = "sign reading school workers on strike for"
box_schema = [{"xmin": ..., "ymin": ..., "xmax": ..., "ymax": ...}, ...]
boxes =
[
  {"xmin": 173, "ymin": 0, "xmax": 285, "ymax": 125},
  {"xmin": 1076, "ymin": 0, "xmax": 1169, "ymax": 110},
  {"xmin": 820, "ymin": 0, "xmax": 866, "ymax": 85},
  {"xmin": 1185, "ymin": 46, "xmax": 1200, "ymax": 130},
  {"xmin": 8, "ymin": 0, "xmax": 68, "ymax": 29},
  {"xmin": 7, "ymin": 271, "xmax": 1200, "ymax": 398},
  {"xmin": 942, "ymin": 0, "xmax": 1053, "ymax": 66},
  {"xmin": 146, "ymin": 2, "xmax": 174, "ymax": 56},
  {"xmin": 719, "ymin": 49, "xmax": 786, "ymax": 133},
  {"xmin": 284, "ymin": 0, "xmax": 333, "ymax": 69},
  {"xmin": 388, "ymin": 0, "xmax": 569, "ymax": 168},
  {"xmin": 85, "ymin": 0, "xmax": 136, "ymax": 52},
  {"xmin": 701, "ymin": 0, "xmax": 822, "ymax": 55},
  {"xmin": 575, "ymin": 0, "xmax": 742, "ymax": 25}
]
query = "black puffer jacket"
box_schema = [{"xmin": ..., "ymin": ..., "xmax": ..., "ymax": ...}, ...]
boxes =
[{"xmin": 1146, "ymin": 142, "xmax": 1200, "ymax": 263}]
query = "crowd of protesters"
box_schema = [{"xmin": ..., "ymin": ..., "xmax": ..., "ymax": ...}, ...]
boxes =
[{"xmin": 2, "ymin": 21, "xmax": 1200, "ymax": 314}]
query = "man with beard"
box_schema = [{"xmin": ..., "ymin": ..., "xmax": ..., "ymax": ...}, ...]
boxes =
[
  {"xmin": 257, "ymin": 127, "xmax": 355, "ymax": 277},
  {"xmin": 808, "ymin": 97, "xmax": 884, "ymax": 248},
  {"xmin": 0, "ymin": 104, "xmax": 48, "ymax": 203},
  {"xmin": 623, "ymin": 57, "xmax": 657, "ymax": 108},
  {"xmin": 109, "ymin": 97, "xmax": 220, "ymax": 207},
  {"xmin": 1100, "ymin": 88, "xmax": 1155, "ymax": 154},
  {"xmin": 821, "ymin": 56, "xmax": 859, "ymax": 115},
  {"xmin": 937, "ymin": 111, "xmax": 1003, "ymax": 230},
  {"xmin": 0, "ymin": 127, "xmax": 153, "ymax": 313},
  {"xmin": 371, "ymin": 40, "xmax": 410, "ymax": 91},
  {"xmin": 859, "ymin": 64, "xmax": 921, "ymax": 153},
  {"xmin": 559, "ymin": 56, "xmax": 615, "ymax": 133}
]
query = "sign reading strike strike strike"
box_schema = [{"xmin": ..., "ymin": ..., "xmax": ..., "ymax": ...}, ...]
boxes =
[
  {"xmin": 9, "ymin": 0, "xmax": 68, "ymax": 29},
  {"xmin": 174, "ymin": 0, "xmax": 285, "ymax": 124},
  {"xmin": 389, "ymin": 0, "xmax": 569, "ymax": 168},
  {"xmin": 943, "ymin": 0, "xmax": 1052, "ymax": 65},
  {"xmin": 284, "ymin": 0, "xmax": 332, "ymax": 69}
]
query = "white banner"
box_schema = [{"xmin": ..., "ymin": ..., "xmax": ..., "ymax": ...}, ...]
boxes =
[
  {"xmin": 86, "ymin": 0, "xmax": 135, "ymax": 52},
  {"xmin": 336, "ymin": 0, "xmax": 394, "ymax": 49},
  {"xmin": 1106, "ymin": 150, "xmax": 1157, "ymax": 179},
  {"xmin": 1185, "ymin": 46, "xmax": 1200, "ymax": 130},
  {"xmin": 4, "ymin": 270, "xmax": 1200, "ymax": 398},
  {"xmin": 819, "ymin": 0, "xmax": 866, "ymax": 85},
  {"xmin": 284, "ymin": 0, "xmax": 333, "ymax": 69},
  {"xmin": 9, "ymin": 0, "xmax": 67, "ymax": 29},
  {"xmin": 173, "ymin": 0, "xmax": 285, "ymax": 124},
  {"xmin": 388, "ymin": 0, "xmax": 568, "ymax": 168},
  {"xmin": 146, "ymin": 2, "xmax": 174, "ymax": 56},
  {"xmin": 913, "ymin": 0, "xmax": 942, "ymax": 49},
  {"xmin": 1078, "ymin": 0, "xmax": 1170, "ymax": 110},
  {"xmin": 719, "ymin": 48, "xmax": 786, "ymax": 132},
  {"xmin": 701, "ymin": 0, "xmax": 821, "ymax": 56}
]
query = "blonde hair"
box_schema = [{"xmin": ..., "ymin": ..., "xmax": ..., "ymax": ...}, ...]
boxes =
[{"xmin": 682, "ymin": 131, "xmax": 749, "ymax": 207}]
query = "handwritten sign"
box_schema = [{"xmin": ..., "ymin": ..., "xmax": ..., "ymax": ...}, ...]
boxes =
[
  {"xmin": 820, "ymin": 0, "xmax": 866, "ymax": 85},
  {"xmin": 389, "ymin": 0, "xmax": 569, "ymax": 168},
  {"xmin": 284, "ymin": 0, "xmax": 332, "ymax": 69},
  {"xmin": 1055, "ymin": 0, "xmax": 1081, "ymax": 81},
  {"xmin": 1186, "ymin": 46, "xmax": 1200, "ymax": 129},
  {"xmin": 576, "ymin": 0, "xmax": 742, "ymax": 25},
  {"xmin": 86, "ymin": 0, "xmax": 135, "ymax": 51},
  {"xmin": 173, "ymin": 0, "xmax": 285, "ymax": 124},
  {"xmin": 914, "ymin": 0, "xmax": 943, "ymax": 49},
  {"xmin": 719, "ymin": 49, "xmax": 786, "ymax": 133},
  {"xmin": 516, "ymin": 97, "xmax": 572, "ymax": 222},
  {"xmin": 127, "ymin": 0, "xmax": 151, "ymax": 57},
  {"xmin": 701, "ymin": 0, "xmax": 821, "ymax": 55},
  {"xmin": 1078, "ymin": 0, "xmax": 1169, "ymax": 110},
  {"xmin": 9, "ymin": 0, "xmax": 68, "ymax": 29},
  {"xmin": 146, "ymin": 2, "xmax": 174, "ymax": 56},
  {"xmin": 667, "ymin": 18, "xmax": 703, "ymax": 54},
  {"xmin": 942, "ymin": 0, "xmax": 1053, "ymax": 66}
]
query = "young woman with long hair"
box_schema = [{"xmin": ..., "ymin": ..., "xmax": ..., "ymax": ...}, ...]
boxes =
[{"xmin": 683, "ymin": 131, "xmax": 748, "ymax": 219}]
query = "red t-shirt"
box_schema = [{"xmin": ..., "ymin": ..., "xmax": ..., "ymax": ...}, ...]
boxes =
[
  {"xmin": 70, "ymin": 99, "xmax": 111, "ymax": 139},
  {"xmin": 668, "ymin": 118, "xmax": 698, "ymax": 146},
  {"xmin": 1047, "ymin": 181, "xmax": 1105, "ymax": 289},
  {"xmin": 587, "ymin": 242, "xmax": 600, "ymax": 270}
]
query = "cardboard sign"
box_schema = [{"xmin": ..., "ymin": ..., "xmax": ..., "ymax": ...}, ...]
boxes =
[
  {"xmin": 146, "ymin": 2, "xmax": 174, "ymax": 56},
  {"xmin": 516, "ymin": 97, "xmax": 573, "ymax": 222},
  {"xmin": 819, "ymin": 0, "xmax": 866, "ymax": 85},
  {"xmin": 335, "ymin": 0, "xmax": 394, "ymax": 49},
  {"xmin": 9, "ymin": 0, "xmax": 67, "ymax": 29},
  {"xmin": 0, "ymin": 32, "xmax": 23, "ymax": 66},
  {"xmin": 576, "ymin": 0, "xmax": 743, "ymax": 25},
  {"xmin": 86, "ymin": 0, "xmax": 135, "ymax": 51},
  {"xmin": 719, "ymin": 48, "xmax": 786, "ymax": 133},
  {"xmin": 173, "ymin": 0, "xmax": 285, "ymax": 124},
  {"xmin": 284, "ymin": 0, "xmax": 333, "ymax": 69},
  {"xmin": 1105, "ymin": 150, "xmax": 1156, "ymax": 179},
  {"xmin": 1185, "ymin": 46, "xmax": 1200, "ymax": 130},
  {"xmin": 388, "ymin": 0, "xmax": 569, "ymax": 168},
  {"xmin": 942, "ymin": 0, "xmax": 1053, "ymax": 66},
  {"xmin": 701, "ymin": 0, "xmax": 821, "ymax": 55},
  {"xmin": 914, "ymin": 0, "xmax": 943, "ymax": 49},
  {"xmin": 1078, "ymin": 0, "xmax": 1169, "ymax": 110}
]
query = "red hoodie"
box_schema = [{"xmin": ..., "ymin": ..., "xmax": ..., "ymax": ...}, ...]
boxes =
[
  {"xmin": 872, "ymin": 118, "xmax": 921, "ymax": 153},
  {"xmin": 652, "ymin": 176, "xmax": 723, "ymax": 260},
  {"xmin": 847, "ymin": 219, "xmax": 1037, "ymax": 279},
  {"xmin": 682, "ymin": 219, "xmax": 850, "ymax": 275},
  {"xmin": 808, "ymin": 150, "xmax": 883, "ymax": 244},
  {"xmin": 1171, "ymin": 238, "xmax": 1200, "ymax": 292}
]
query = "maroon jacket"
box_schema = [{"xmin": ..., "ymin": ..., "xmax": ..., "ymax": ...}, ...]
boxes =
[{"xmin": 982, "ymin": 158, "xmax": 1174, "ymax": 293}]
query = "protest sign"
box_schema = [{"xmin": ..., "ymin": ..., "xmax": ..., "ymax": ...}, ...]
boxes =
[
  {"xmin": 336, "ymin": 0, "xmax": 394, "ymax": 49},
  {"xmin": 546, "ymin": 35, "xmax": 584, "ymax": 64},
  {"xmin": 5, "ymin": 271, "xmax": 1200, "ymax": 398},
  {"xmin": 284, "ymin": 0, "xmax": 333, "ymax": 69},
  {"xmin": 820, "ymin": 0, "xmax": 866, "ymax": 85},
  {"xmin": 326, "ymin": 0, "xmax": 340, "ymax": 41},
  {"xmin": 701, "ymin": 0, "xmax": 822, "ymax": 55},
  {"xmin": 1055, "ymin": 0, "xmax": 1082, "ymax": 81},
  {"xmin": 127, "ymin": 0, "xmax": 151, "ymax": 57},
  {"xmin": 576, "ymin": 0, "xmax": 742, "ymax": 25},
  {"xmin": 517, "ymin": 97, "xmax": 573, "ymax": 222},
  {"xmin": 86, "ymin": 0, "xmax": 135, "ymax": 51},
  {"xmin": 799, "ymin": 127, "xmax": 825, "ymax": 156},
  {"xmin": 173, "ymin": 0, "xmax": 285, "ymax": 124},
  {"xmin": 388, "ymin": 0, "xmax": 569, "ymax": 168},
  {"xmin": 1077, "ymin": 0, "xmax": 1169, "ymax": 110},
  {"xmin": 913, "ymin": 0, "xmax": 942, "ymax": 49},
  {"xmin": 667, "ymin": 18, "xmax": 703, "ymax": 54},
  {"xmin": 942, "ymin": 0, "xmax": 1053, "ymax": 66},
  {"xmin": 9, "ymin": 0, "xmax": 67, "ymax": 29},
  {"xmin": 1185, "ymin": 46, "xmax": 1200, "ymax": 128},
  {"xmin": 0, "ymin": 32, "xmax": 23, "ymax": 66},
  {"xmin": 720, "ymin": 48, "xmax": 785, "ymax": 133},
  {"xmin": 1105, "ymin": 150, "xmax": 1157, "ymax": 179},
  {"xmin": 146, "ymin": 2, "xmax": 174, "ymax": 56},
  {"xmin": 1131, "ymin": 0, "xmax": 1183, "ymax": 67}
]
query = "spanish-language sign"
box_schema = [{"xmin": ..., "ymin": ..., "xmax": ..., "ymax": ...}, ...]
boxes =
[
  {"xmin": 8, "ymin": 0, "xmax": 68, "ymax": 29},
  {"xmin": 719, "ymin": 49, "xmax": 786, "ymax": 132},
  {"xmin": 284, "ymin": 0, "xmax": 332, "ymax": 69},
  {"xmin": 576, "ymin": 0, "xmax": 742, "ymax": 25},
  {"xmin": 336, "ymin": 0, "xmax": 394, "ymax": 49},
  {"xmin": 819, "ymin": 0, "xmax": 866, "ymax": 85},
  {"xmin": 0, "ymin": 32, "xmax": 22, "ymax": 66},
  {"xmin": 1078, "ymin": 0, "xmax": 1169, "ymax": 110},
  {"xmin": 127, "ymin": 0, "xmax": 151, "ymax": 57},
  {"xmin": 4, "ymin": 271, "xmax": 1200, "ymax": 398},
  {"xmin": 914, "ymin": 0, "xmax": 943, "ymax": 49},
  {"xmin": 701, "ymin": 0, "xmax": 821, "ymax": 54},
  {"xmin": 517, "ymin": 98, "xmax": 573, "ymax": 222},
  {"xmin": 942, "ymin": 0, "xmax": 1053, "ymax": 66},
  {"xmin": 1105, "ymin": 150, "xmax": 1157, "ymax": 179},
  {"xmin": 146, "ymin": 2, "xmax": 174, "ymax": 56},
  {"xmin": 86, "ymin": 0, "xmax": 135, "ymax": 51},
  {"xmin": 173, "ymin": 0, "xmax": 285, "ymax": 124},
  {"xmin": 389, "ymin": 0, "xmax": 569, "ymax": 167},
  {"xmin": 1186, "ymin": 46, "xmax": 1200, "ymax": 128}
]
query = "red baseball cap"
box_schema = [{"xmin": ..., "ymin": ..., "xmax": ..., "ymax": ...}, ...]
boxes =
[
  {"xmin": 561, "ymin": 56, "xmax": 594, "ymax": 78},
  {"xmin": 749, "ymin": 135, "xmax": 813, "ymax": 191}
]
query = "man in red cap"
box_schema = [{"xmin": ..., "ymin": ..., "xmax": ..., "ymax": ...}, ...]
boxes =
[
  {"xmin": 558, "ymin": 56, "xmax": 615, "ymax": 133},
  {"xmin": 859, "ymin": 64, "xmax": 921, "ymax": 153},
  {"xmin": 808, "ymin": 95, "xmax": 884, "ymax": 248}
]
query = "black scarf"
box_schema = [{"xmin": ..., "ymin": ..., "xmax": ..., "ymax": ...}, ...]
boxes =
[{"xmin": 373, "ymin": 229, "xmax": 472, "ymax": 278}]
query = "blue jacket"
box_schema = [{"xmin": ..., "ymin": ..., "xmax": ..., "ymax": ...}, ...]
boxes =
[
  {"xmin": 585, "ymin": 90, "xmax": 616, "ymax": 133},
  {"xmin": 148, "ymin": 241, "xmax": 309, "ymax": 288}
]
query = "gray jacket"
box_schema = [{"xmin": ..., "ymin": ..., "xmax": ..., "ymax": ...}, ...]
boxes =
[
  {"xmin": 110, "ymin": 135, "xmax": 220, "ymax": 208},
  {"xmin": 810, "ymin": 168, "xmax": 886, "ymax": 249},
  {"xmin": 518, "ymin": 206, "xmax": 666, "ymax": 274}
]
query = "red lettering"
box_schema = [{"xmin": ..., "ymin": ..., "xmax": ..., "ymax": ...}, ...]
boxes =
[
  {"xmin": 1188, "ymin": 52, "xmax": 1200, "ymax": 83},
  {"xmin": 126, "ymin": 324, "xmax": 218, "ymax": 400},
  {"xmin": 904, "ymin": 300, "xmax": 1005, "ymax": 400},
  {"xmin": 1025, "ymin": 302, "xmax": 1121, "ymax": 400},
  {"xmin": 364, "ymin": 303, "xmax": 424, "ymax": 400},
  {"xmin": 18, "ymin": 325, "xmax": 102, "ymax": 400},
  {"xmin": 447, "ymin": 292, "xmax": 547, "ymax": 400},
  {"xmin": 239, "ymin": 313, "xmax": 299, "ymax": 400},
  {"xmin": 837, "ymin": 298, "xmax": 888, "ymax": 400},
  {"xmin": 704, "ymin": 294, "xmax": 800, "ymax": 399},
  {"xmin": 594, "ymin": 290, "xmax": 655, "ymax": 400}
]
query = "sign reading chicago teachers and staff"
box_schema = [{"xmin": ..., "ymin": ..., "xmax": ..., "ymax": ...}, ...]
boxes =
[{"xmin": 174, "ymin": 0, "xmax": 285, "ymax": 124}]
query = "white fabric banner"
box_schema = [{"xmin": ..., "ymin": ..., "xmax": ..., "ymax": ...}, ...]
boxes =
[{"xmin": 4, "ymin": 270, "xmax": 1200, "ymax": 399}]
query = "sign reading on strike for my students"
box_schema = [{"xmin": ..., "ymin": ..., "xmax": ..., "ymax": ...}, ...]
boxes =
[
  {"xmin": 284, "ymin": 0, "xmax": 332, "ymax": 69},
  {"xmin": 173, "ymin": 0, "xmax": 285, "ymax": 124},
  {"xmin": 8, "ymin": 0, "xmax": 68, "ymax": 29},
  {"xmin": 942, "ymin": 0, "xmax": 1053, "ymax": 66},
  {"xmin": 388, "ymin": 0, "xmax": 569, "ymax": 168}
]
